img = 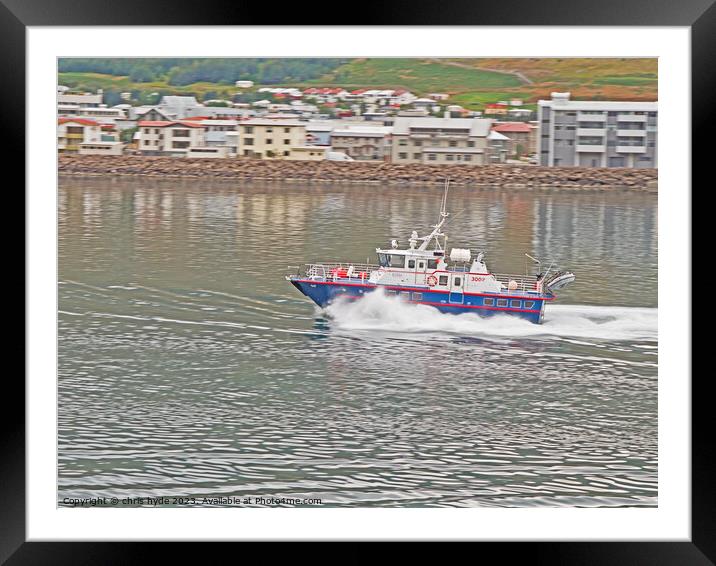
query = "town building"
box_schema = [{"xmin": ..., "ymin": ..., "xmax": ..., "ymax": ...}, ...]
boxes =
[
  {"xmin": 186, "ymin": 146, "xmax": 231, "ymax": 158},
  {"xmin": 486, "ymin": 130, "xmax": 510, "ymax": 163},
  {"xmin": 491, "ymin": 122, "xmax": 535, "ymax": 157},
  {"xmin": 78, "ymin": 140, "xmax": 124, "ymax": 155},
  {"xmin": 57, "ymin": 91, "xmax": 103, "ymax": 108},
  {"xmin": 181, "ymin": 118, "xmax": 239, "ymax": 154},
  {"xmin": 58, "ymin": 105, "xmax": 127, "ymax": 122},
  {"xmin": 396, "ymin": 109, "xmax": 430, "ymax": 118},
  {"xmin": 187, "ymin": 106, "xmax": 254, "ymax": 120},
  {"xmin": 412, "ymin": 98, "xmax": 438, "ymax": 109},
  {"xmin": 57, "ymin": 118, "xmax": 102, "ymax": 153},
  {"xmin": 237, "ymin": 119, "xmax": 307, "ymax": 159},
  {"xmin": 305, "ymin": 122, "xmax": 334, "ymax": 146},
  {"xmin": 289, "ymin": 146, "xmax": 328, "ymax": 161},
  {"xmin": 132, "ymin": 106, "xmax": 175, "ymax": 121},
  {"xmin": 158, "ymin": 96, "xmax": 201, "ymax": 119},
  {"xmin": 506, "ymin": 108, "xmax": 533, "ymax": 120},
  {"xmin": 391, "ymin": 117, "xmax": 493, "ymax": 165},
  {"xmin": 537, "ymin": 92, "xmax": 658, "ymax": 168},
  {"xmin": 484, "ymin": 103, "xmax": 509, "ymax": 116},
  {"xmin": 330, "ymin": 125, "xmax": 393, "ymax": 161},
  {"xmin": 137, "ymin": 120, "xmax": 206, "ymax": 156}
]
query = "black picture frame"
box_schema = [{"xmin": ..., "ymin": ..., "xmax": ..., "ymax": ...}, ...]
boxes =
[{"xmin": 8, "ymin": 1, "xmax": 708, "ymax": 562}]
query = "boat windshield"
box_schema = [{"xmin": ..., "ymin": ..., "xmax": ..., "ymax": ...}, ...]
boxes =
[{"xmin": 378, "ymin": 253, "xmax": 405, "ymax": 268}]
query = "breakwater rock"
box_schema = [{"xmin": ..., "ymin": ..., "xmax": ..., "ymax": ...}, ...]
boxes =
[{"xmin": 59, "ymin": 155, "xmax": 658, "ymax": 191}]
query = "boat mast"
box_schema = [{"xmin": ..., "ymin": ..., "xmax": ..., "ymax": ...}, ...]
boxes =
[{"xmin": 417, "ymin": 178, "xmax": 450, "ymax": 251}]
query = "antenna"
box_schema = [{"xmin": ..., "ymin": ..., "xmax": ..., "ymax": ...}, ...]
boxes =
[
  {"xmin": 416, "ymin": 178, "xmax": 451, "ymax": 252},
  {"xmin": 440, "ymin": 178, "xmax": 450, "ymax": 220}
]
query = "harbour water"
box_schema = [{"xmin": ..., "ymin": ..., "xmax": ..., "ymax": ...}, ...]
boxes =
[{"xmin": 58, "ymin": 176, "xmax": 658, "ymax": 507}]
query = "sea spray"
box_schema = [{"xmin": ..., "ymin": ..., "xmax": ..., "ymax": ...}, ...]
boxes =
[{"xmin": 324, "ymin": 289, "xmax": 657, "ymax": 342}]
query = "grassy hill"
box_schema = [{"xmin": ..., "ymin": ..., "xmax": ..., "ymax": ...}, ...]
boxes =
[
  {"xmin": 58, "ymin": 57, "xmax": 657, "ymax": 111},
  {"xmin": 441, "ymin": 58, "xmax": 657, "ymax": 108},
  {"xmin": 315, "ymin": 58, "xmax": 523, "ymax": 91}
]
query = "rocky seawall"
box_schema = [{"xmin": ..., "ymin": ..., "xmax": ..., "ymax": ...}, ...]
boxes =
[{"xmin": 59, "ymin": 155, "xmax": 658, "ymax": 191}]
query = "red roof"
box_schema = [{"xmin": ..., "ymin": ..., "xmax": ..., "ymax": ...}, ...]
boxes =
[
  {"xmin": 492, "ymin": 122, "xmax": 531, "ymax": 133},
  {"xmin": 486, "ymin": 103, "xmax": 508, "ymax": 108},
  {"xmin": 58, "ymin": 118, "xmax": 99, "ymax": 126}
]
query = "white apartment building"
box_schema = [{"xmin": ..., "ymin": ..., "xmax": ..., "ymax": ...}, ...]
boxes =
[
  {"xmin": 58, "ymin": 105, "xmax": 127, "ymax": 122},
  {"xmin": 330, "ymin": 125, "xmax": 393, "ymax": 161},
  {"xmin": 137, "ymin": 120, "xmax": 206, "ymax": 156},
  {"xmin": 391, "ymin": 117, "xmax": 493, "ymax": 165},
  {"xmin": 538, "ymin": 92, "xmax": 658, "ymax": 168},
  {"xmin": 237, "ymin": 119, "xmax": 307, "ymax": 159},
  {"xmin": 57, "ymin": 92, "xmax": 103, "ymax": 108}
]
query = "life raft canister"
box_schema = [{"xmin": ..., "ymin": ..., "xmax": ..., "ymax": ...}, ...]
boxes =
[{"xmin": 427, "ymin": 275, "xmax": 438, "ymax": 287}]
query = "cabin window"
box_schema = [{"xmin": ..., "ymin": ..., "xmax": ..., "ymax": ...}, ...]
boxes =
[
  {"xmin": 390, "ymin": 254, "xmax": 405, "ymax": 268},
  {"xmin": 511, "ymin": 300, "xmax": 521, "ymax": 308},
  {"xmin": 413, "ymin": 292, "xmax": 423, "ymax": 301},
  {"xmin": 387, "ymin": 290, "xmax": 397, "ymax": 295},
  {"xmin": 438, "ymin": 275, "xmax": 448, "ymax": 286},
  {"xmin": 379, "ymin": 253, "xmax": 406, "ymax": 267},
  {"xmin": 408, "ymin": 259, "xmax": 415, "ymax": 269},
  {"xmin": 418, "ymin": 261, "xmax": 425, "ymax": 269},
  {"xmin": 427, "ymin": 259, "xmax": 438, "ymax": 269},
  {"xmin": 454, "ymin": 277, "xmax": 462, "ymax": 287},
  {"xmin": 483, "ymin": 298, "xmax": 494, "ymax": 306},
  {"xmin": 524, "ymin": 301, "xmax": 535, "ymax": 309},
  {"xmin": 400, "ymin": 291, "xmax": 410, "ymax": 299},
  {"xmin": 497, "ymin": 299, "xmax": 508, "ymax": 307}
]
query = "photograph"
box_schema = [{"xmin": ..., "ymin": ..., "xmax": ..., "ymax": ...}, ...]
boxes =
[
  {"xmin": 8, "ymin": 11, "xmax": 706, "ymax": 558},
  {"xmin": 56, "ymin": 56, "xmax": 659, "ymax": 510}
]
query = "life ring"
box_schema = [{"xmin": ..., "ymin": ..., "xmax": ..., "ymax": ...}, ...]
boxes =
[{"xmin": 427, "ymin": 275, "xmax": 438, "ymax": 287}]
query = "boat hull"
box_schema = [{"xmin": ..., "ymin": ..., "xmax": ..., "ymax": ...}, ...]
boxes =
[{"xmin": 289, "ymin": 277, "xmax": 548, "ymax": 324}]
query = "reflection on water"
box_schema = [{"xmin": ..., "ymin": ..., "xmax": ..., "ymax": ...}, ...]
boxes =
[{"xmin": 58, "ymin": 176, "xmax": 657, "ymax": 507}]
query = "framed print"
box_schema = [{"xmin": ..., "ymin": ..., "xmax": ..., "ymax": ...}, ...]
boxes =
[{"xmin": 9, "ymin": 0, "xmax": 710, "ymax": 562}]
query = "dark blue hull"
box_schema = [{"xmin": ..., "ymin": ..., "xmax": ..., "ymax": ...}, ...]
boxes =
[{"xmin": 289, "ymin": 277, "xmax": 549, "ymax": 324}]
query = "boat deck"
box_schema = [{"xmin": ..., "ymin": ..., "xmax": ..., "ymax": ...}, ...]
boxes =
[{"xmin": 290, "ymin": 263, "xmax": 552, "ymax": 299}]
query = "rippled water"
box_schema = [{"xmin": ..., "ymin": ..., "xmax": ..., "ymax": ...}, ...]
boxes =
[{"xmin": 58, "ymin": 176, "xmax": 657, "ymax": 507}]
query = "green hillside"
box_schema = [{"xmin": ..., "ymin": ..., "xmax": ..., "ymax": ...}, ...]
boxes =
[
  {"xmin": 316, "ymin": 58, "xmax": 522, "ymax": 91},
  {"xmin": 58, "ymin": 57, "xmax": 658, "ymax": 110}
]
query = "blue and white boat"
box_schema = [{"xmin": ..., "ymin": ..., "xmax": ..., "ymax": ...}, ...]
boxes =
[{"xmin": 287, "ymin": 181, "xmax": 575, "ymax": 324}]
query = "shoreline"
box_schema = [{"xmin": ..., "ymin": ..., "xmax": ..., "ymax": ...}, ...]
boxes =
[{"xmin": 58, "ymin": 155, "xmax": 658, "ymax": 192}]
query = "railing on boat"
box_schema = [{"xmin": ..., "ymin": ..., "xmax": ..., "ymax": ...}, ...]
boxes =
[
  {"xmin": 491, "ymin": 273, "xmax": 544, "ymax": 295},
  {"xmin": 296, "ymin": 262, "xmax": 380, "ymax": 282},
  {"xmin": 290, "ymin": 263, "xmax": 547, "ymax": 295}
]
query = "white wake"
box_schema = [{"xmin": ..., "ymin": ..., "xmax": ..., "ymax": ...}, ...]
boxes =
[{"xmin": 323, "ymin": 289, "xmax": 657, "ymax": 342}]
